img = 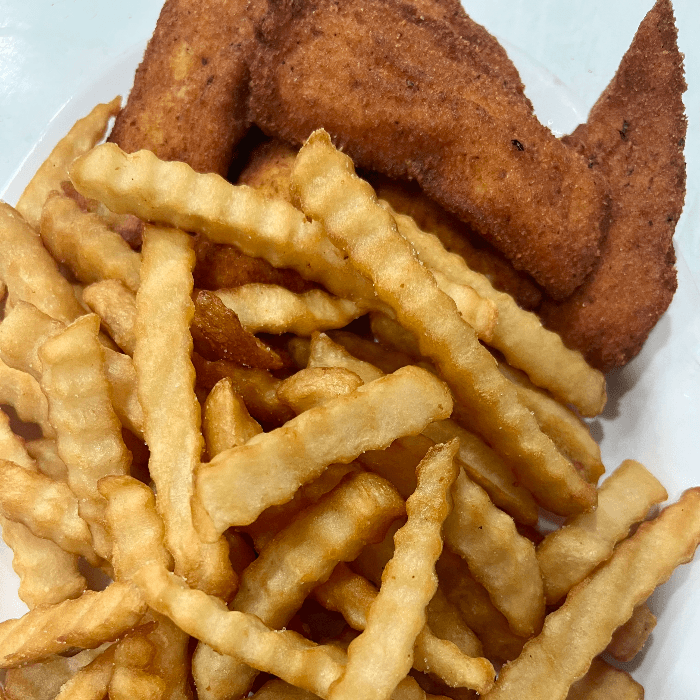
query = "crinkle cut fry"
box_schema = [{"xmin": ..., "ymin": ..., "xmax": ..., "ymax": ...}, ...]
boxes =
[
  {"xmin": 483, "ymin": 488, "xmax": 700, "ymax": 700},
  {"xmin": 68, "ymin": 144, "xmax": 380, "ymax": 307},
  {"xmin": 17, "ymin": 97, "xmax": 121, "ymax": 230},
  {"xmin": 133, "ymin": 564, "xmax": 440, "ymax": 700},
  {"xmin": 135, "ymin": 225, "xmax": 234, "ymax": 599},
  {"xmin": 291, "ymin": 130, "xmax": 596, "ymax": 517},
  {"xmin": 0, "ymin": 582, "xmax": 147, "ymax": 668},
  {"xmin": 196, "ymin": 364, "xmax": 452, "ymax": 533}
]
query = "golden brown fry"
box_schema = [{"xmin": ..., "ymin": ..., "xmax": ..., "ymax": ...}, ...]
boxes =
[
  {"xmin": 108, "ymin": 0, "xmax": 259, "ymax": 176},
  {"xmin": 0, "ymin": 204, "xmax": 84, "ymax": 325},
  {"xmin": 388, "ymin": 208, "xmax": 606, "ymax": 417},
  {"xmin": 497, "ymin": 362, "xmax": 604, "ymax": 484},
  {"xmin": 203, "ymin": 378, "xmax": 263, "ymax": 458},
  {"xmin": 82, "ymin": 279, "xmax": 138, "ymax": 355},
  {"xmin": 292, "ymin": 130, "xmax": 596, "ymax": 517},
  {"xmin": 196, "ymin": 365, "xmax": 452, "ymax": 533},
  {"xmin": 17, "ymin": 98, "xmax": 121, "ymax": 230},
  {"xmin": 192, "ymin": 289, "xmax": 285, "ymax": 370},
  {"xmin": 193, "ymin": 353, "xmax": 295, "ymax": 426},
  {"xmin": 565, "ymin": 658, "xmax": 644, "ymax": 700},
  {"xmin": 215, "ymin": 285, "xmax": 370, "ymax": 336},
  {"xmin": 0, "ymin": 459, "xmax": 97, "ymax": 564},
  {"xmin": 486, "ymin": 489, "xmax": 700, "ymax": 700},
  {"xmin": 39, "ymin": 314, "xmax": 132, "ymax": 559},
  {"xmin": 0, "ymin": 582, "xmax": 146, "ymax": 668},
  {"xmin": 606, "ymin": 603, "xmax": 656, "ymax": 663},
  {"xmin": 25, "ymin": 438, "xmax": 68, "ymax": 482},
  {"xmin": 250, "ymin": 679, "xmax": 320, "ymax": 700},
  {"xmin": 193, "ymin": 471, "xmax": 405, "ymax": 700},
  {"xmin": 109, "ymin": 667, "xmax": 166, "ymax": 700},
  {"xmin": 53, "ymin": 643, "xmax": 119, "ymax": 700},
  {"xmin": 537, "ymin": 460, "xmax": 668, "ymax": 605},
  {"xmin": 135, "ymin": 225, "xmax": 234, "ymax": 599},
  {"xmin": 39, "ymin": 192, "xmax": 141, "ymax": 292}
]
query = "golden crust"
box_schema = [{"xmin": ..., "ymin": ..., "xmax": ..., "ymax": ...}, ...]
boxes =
[
  {"xmin": 248, "ymin": 0, "xmax": 607, "ymax": 299},
  {"xmin": 109, "ymin": 0, "xmax": 265, "ymax": 176},
  {"xmin": 539, "ymin": 0, "xmax": 686, "ymax": 372}
]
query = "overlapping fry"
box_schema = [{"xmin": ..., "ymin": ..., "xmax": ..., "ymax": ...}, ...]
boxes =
[
  {"xmin": 39, "ymin": 313, "xmax": 132, "ymax": 559},
  {"xmin": 0, "ymin": 582, "xmax": 147, "ymax": 668},
  {"xmin": 16, "ymin": 98, "xmax": 121, "ymax": 230},
  {"xmin": 277, "ymin": 366, "xmax": 364, "ymax": 413},
  {"xmin": 135, "ymin": 225, "xmax": 234, "ymax": 599},
  {"xmin": 0, "ymin": 204, "xmax": 84, "ymax": 325},
  {"xmin": 485, "ymin": 489, "xmax": 700, "ymax": 699},
  {"xmin": 385, "ymin": 203, "xmax": 606, "ymax": 417},
  {"xmin": 82, "ymin": 280, "xmax": 138, "ymax": 355},
  {"xmin": 196, "ymin": 365, "xmax": 451, "ymax": 533},
  {"xmin": 39, "ymin": 192, "xmax": 141, "ymax": 292},
  {"xmin": 52, "ymin": 642, "xmax": 119, "ymax": 700},
  {"xmin": 291, "ymin": 130, "xmax": 595, "ymax": 517},
  {"xmin": 0, "ymin": 358, "xmax": 53, "ymax": 437},
  {"xmin": 565, "ymin": 658, "xmax": 644, "ymax": 700},
  {"xmin": 203, "ymin": 378, "xmax": 262, "ymax": 457},
  {"xmin": 25, "ymin": 438, "xmax": 68, "ymax": 482},
  {"xmin": 314, "ymin": 562, "xmax": 491, "ymax": 690},
  {"xmin": 537, "ymin": 460, "xmax": 668, "ymax": 604},
  {"xmin": 606, "ymin": 603, "xmax": 656, "ymax": 663},
  {"xmin": 193, "ymin": 471, "xmax": 405, "ymax": 700},
  {"xmin": 215, "ymin": 284, "xmax": 369, "ymax": 336}
]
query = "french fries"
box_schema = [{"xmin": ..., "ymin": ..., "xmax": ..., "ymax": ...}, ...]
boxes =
[{"xmin": 0, "ymin": 82, "xmax": 696, "ymax": 700}]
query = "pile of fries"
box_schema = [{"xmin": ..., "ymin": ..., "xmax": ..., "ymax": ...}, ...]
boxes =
[{"xmin": 0, "ymin": 100, "xmax": 698, "ymax": 700}]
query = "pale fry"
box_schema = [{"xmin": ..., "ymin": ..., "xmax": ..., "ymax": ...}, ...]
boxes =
[
  {"xmin": 329, "ymin": 441, "xmax": 479, "ymax": 699},
  {"xmin": 215, "ymin": 284, "xmax": 370, "ymax": 336},
  {"xmin": 0, "ymin": 358, "xmax": 54, "ymax": 437},
  {"xmin": 39, "ymin": 314, "xmax": 132, "ymax": 559},
  {"xmin": 0, "ymin": 582, "xmax": 147, "ymax": 668},
  {"xmin": 196, "ymin": 365, "xmax": 452, "ymax": 532},
  {"xmin": 135, "ymin": 225, "xmax": 234, "ymax": 599},
  {"xmin": 39, "ymin": 192, "xmax": 141, "ymax": 292},
  {"xmin": 314, "ymin": 563, "xmax": 492, "ymax": 690},
  {"xmin": 292, "ymin": 130, "xmax": 596, "ymax": 517},
  {"xmin": 16, "ymin": 98, "xmax": 121, "ymax": 230},
  {"xmin": 537, "ymin": 460, "xmax": 668, "ymax": 604},
  {"xmin": 101, "ymin": 347, "xmax": 145, "ymax": 438},
  {"xmin": 203, "ymin": 378, "xmax": 263, "ymax": 458},
  {"xmin": 565, "ymin": 658, "xmax": 644, "ymax": 700},
  {"xmin": 82, "ymin": 279, "xmax": 138, "ymax": 355},
  {"xmin": 497, "ymin": 362, "xmax": 603, "ymax": 484},
  {"xmin": 387, "ymin": 204, "xmax": 606, "ymax": 417},
  {"xmin": 0, "ymin": 459, "xmax": 97, "ymax": 564},
  {"xmin": 485, "ymin": 489, "xmax": 700, "ymax": 700},
  {"xmin": 193, "ymin": 471, "xmax": 404, "ymax": 700},
  {"xmin": 444, "ymin": 469, "xmax": 545, "ymax": 637},
  {"xmin": 0, "ymin": 204, "xmax": 84, "ymax": 325},
  {"xmin": 606, "ymin": 603, "xmax": 656, "ymax": 663}
]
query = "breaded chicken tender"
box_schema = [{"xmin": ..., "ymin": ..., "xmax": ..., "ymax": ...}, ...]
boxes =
[
  {"xmin": 248, "ymin": 0, "xmax": 608, "ymax": 299},
  {"xmin": 109, "ymin": 0, "xmax": 265, "ymax": 176},
  {"xmin": 539, "ymin": 0, "xmax": 686, "ymax": 371}
]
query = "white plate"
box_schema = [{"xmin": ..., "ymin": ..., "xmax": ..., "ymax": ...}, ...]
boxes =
[{"xmin": 1, "ymin": 38, "xmax": 699, "ymax": 699}]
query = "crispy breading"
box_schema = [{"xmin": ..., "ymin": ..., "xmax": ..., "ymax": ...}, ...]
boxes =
[
  {"xmin": 248, "ymin": 0, "xmax": 607, "ymax": 299},
  {"xmin": 539, "ymin": 0, "xmax": 686, "ymax": 371},
  {"xmin": 109, "ymin": 0, "xmax": 264, "ymax": 176}
]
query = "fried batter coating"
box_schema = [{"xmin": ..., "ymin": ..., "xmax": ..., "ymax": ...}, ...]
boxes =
[
  {"xmin": 249, "ymin": 0, "xmax": 607, "ymax": 299},
  {"xmin": 109, "ymin": 0, "xmax": 264, "ymax": 176},
  {"xmin": 539, "ymin": 0, "xmax": 686, "ymax": 372}
]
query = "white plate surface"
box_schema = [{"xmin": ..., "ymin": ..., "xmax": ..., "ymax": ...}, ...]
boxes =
[{"xmin": 1, "ymin": 23, "xmax": 699, "ymax": 700}]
